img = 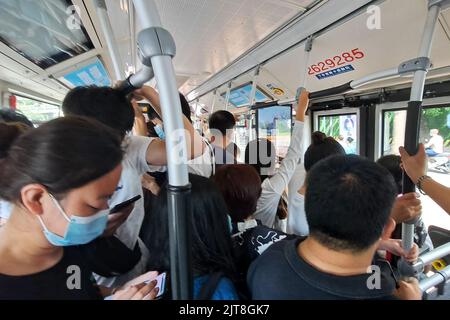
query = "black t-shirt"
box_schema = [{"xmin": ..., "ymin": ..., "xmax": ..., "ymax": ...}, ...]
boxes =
[
  {"xmin": 247, "ymin": 238, "xmax": 397, "ymax": 300},
  {"xmin": 232, "ymin": 220, "xmax": 296, "ymax": 275},
  {"xmin": 0, "ymin": 246, "xmax": 102, "ymax": 300}
]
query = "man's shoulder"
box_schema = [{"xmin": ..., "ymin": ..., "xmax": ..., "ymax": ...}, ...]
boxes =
[{"xmin": 248, "ymin": 239, "xmax": 297, "ymax": 275}]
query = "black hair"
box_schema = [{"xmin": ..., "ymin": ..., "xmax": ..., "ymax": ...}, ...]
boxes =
[
  {"xmin": 244, "ymin": 138, "xmax": 276, "ymax": 182},
  {"xmin": 0, "ymin": 123, "xmax": 30, "ymax": 159},
  {"xmin": 305, "ymin": 155, "xmax": 397, "ymax": 252},
  {"xmin": 62, "ymin": 86, "xmax": 134, "ymax": 139},
  {"xmin": 208, "ymin": 110, "xmax": 236, "ymax": 136},
  {"xmin": 304, "ymin": 131, "xmax": 346, "ymax": 171},
  {"xmin": 146, "ymin": 93, "xmax": 191, "ymax": 123},
  {"xmin": 141, "ymin": 174, "xmax": 237, "ymax": 279},
  {"xmin": 376, "ymin": 155, "xmax": 402, "ymax": 193},
  {"xmin": 0, "ymin": 116, "xmax": 123, "ymax": 203},
  {"xmin": 179, "ymin": 93, "xmax": 192, "ymax": 123},
  {"xmin": 0, "ymin": 109, "xmax": 34, "ymax": 127},
  {"xmin": 214, "ymin": 164, "xmax": 262, "ymax": 222}
]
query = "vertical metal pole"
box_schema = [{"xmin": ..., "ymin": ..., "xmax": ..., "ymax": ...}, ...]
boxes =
[
  {"xmin": 225, "ymin": 82, "xmax": 232, "ymax": 111},
  {"xmin": 128, "ymin": 0, "xmax": 137, "ymax": 72},
  {"xmin": 400, "ymin": 3, "xmax": 440, "ymax": 277},
  {"xmin": 94, "ymin": 0, "xmax": 124, "ymax": 80},
  {"xmin": 300, "ymin": 36, "xmax": 314, "ymax": 88},
  {"xmin": 211, "ymin": 90, "xmax": 217, "ymax": 114},
  {"xmin": 249, "ymin": 67, "xmax": 260, "ymax": 106},
  {"xmin": 132, "ymin": 0, "xmax": 192, "ymax": 299}
]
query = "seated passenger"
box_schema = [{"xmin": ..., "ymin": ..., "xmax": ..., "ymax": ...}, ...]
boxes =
[
  {"xmin": 62, "ymin": 85, "xmax": 204, "ymax": 287},
  {"xmin": 247, "ymin": 155, "xmax": 421, "ymax": 300},
  {"xmin": 0, "ymin": 117, "xmax": 158, "ymax": 300},
  {"xmin": 244, "ymin": 90, "xmax": 309, "ymax": 231},
  {"xmin": 214, "ymin": 164, "xmax": 296, "ymax": 278},
  {"xmin": 141, "ymin": 174, "xmax": 239, "ymax": 300},
  {"xmin": 287, "ymin": 131, "xmax": 346, "ymax": 236}
]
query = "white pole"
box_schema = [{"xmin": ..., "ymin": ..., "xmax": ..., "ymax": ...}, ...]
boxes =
[
  {"xmin": 94, "ymin": 0, "xmax": 124, "ymax": 80},
  {"xmin": 410, "ymin": 5, "xmax": 440, "ymax": 102},
  {"xmin": 132, "ymin": 0, "xmax": 191, "ymax": 300}
]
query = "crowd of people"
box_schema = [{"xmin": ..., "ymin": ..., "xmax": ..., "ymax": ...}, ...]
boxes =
[{"xmin": 0, "ymin": 84, "xmax": 449, "ymax": 300}]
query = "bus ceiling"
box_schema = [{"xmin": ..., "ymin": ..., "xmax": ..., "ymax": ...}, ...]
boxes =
[
  {"xmin": 186, "ymin": 0, "xmax": 450, "ymax": 112},
  {"xmin": 0, "ymin": 1, "xmax": 450, "ymax": 108}
]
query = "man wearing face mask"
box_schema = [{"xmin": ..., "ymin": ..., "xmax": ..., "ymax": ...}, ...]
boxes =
[{"xmin": 138, "ymin": 89, "xmax": 218, "ymax": 179}]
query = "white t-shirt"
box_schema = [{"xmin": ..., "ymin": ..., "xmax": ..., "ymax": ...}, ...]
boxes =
[
  {"xmin": 94, "ymin": 135, "xmax": 161, "ymax": 287},
  {"xmin": 187, "ymin": 139, "xmax": 215, "ymax": 178},
  {"xmin": 287, "ymin": 192, "xmax": 309, "ymax": 236},
  {"xmin": 428, "ymin": 135, "xmax": 444, "ymax": 153},
  {"xmin": 254, "ymin": 121, "xmax": 304, "ymax": 230},
  {"xmin": 112, "ymin": 135, "xmax": 163, "ymax": 250}
]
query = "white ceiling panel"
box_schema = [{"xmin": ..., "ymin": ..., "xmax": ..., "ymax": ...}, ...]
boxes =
[
  {"xmin": 105, "ymin": 0, "xmax": 311, "ymax": 92},
  {"xmin": 261, "ymin": 0, "xmax": 450, "ymax": 97}
]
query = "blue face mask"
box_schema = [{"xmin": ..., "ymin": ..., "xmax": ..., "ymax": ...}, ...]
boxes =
[
  {"xmin": 154, "ymin": 124, "xmax": 165, "ymax": 140},
  {"xmin": 37, "ymin": 194, "xmax": 108, "ymax": 246}
]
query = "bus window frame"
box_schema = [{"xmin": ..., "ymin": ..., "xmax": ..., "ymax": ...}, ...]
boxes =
[
  {"xmin": 374, "ymin": 96, "xmax": 450, "ymax": 160},
  {"xmin": 313, "ymin": 107, "xmax": 361, "ymax": 155}
]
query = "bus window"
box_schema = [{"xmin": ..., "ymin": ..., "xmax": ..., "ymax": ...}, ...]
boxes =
[
  {"xmin": 257, "ymin": 105, "xmax": 292, "ymax": 160},
  {"xmin": 16, "ymin": 96, "xmax": 61, "ymax": 126},
  {"xmin": 382, "ymin": 109, "xmax": 407, "ymax": 156},
  {"xmin": 317, "ymin": 113, "xmax": 359, "ymax": 155},
  {"xmin": 419, "ymin": 106, "xmax": 450, "ymax": 231},
  {"xmin": 382, "ymin": 105, "xmax": 450, "ymax": 230}
]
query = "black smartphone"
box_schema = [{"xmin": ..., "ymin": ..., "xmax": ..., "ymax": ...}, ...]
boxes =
[{"xmin": 109, "ymin": 195, "xmax": 141, "ymax": 214}]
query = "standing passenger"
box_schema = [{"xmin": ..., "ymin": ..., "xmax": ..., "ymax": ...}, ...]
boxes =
[
  {"xmin": 248, "ymin": 155, "xmax": 421, "ymax": 300},
  {"xmin": 244, "ymin": 90, "xmax": 309, "ymax": 231},
  {"xmin": 0, "ymin": 117, "xmax": 158, "ymax": 300},
  {"xmin": 141, "ymin": 174, "xmax": 240, "ymax": 300},
  {"xmin": 62, "ymin": 86, "xmax": 205, "ymax": 287}
]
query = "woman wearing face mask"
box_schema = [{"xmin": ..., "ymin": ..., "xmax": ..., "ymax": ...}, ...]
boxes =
[{"xmin": 0, "ymin": 117, "xmax": 158, "ymax": 300}]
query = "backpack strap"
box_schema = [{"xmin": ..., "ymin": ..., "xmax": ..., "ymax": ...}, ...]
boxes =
[{"xmin": 197, "ymin": 272, "xmax": 223, "ymax": 300}]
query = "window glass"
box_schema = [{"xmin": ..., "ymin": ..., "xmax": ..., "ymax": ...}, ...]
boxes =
[{"xmin": 318, "ymin": 113, "xmax": 358, "ymax": 154}]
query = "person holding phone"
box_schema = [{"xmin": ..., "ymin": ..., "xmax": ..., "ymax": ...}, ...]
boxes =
[
  {"xmin": 0, "ymin": 117, "xmax": 158, "ymax": 299},
  {"xmin": 62, "ymin": 85, "xmax": 205, "ymax": 288},
  {"xmin": 142, "ymin": 174, "xmax": 240, "ymax": 300}
]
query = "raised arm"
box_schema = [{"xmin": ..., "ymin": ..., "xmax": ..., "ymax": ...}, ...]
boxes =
[
  {"xmin": 399, "ymin": 144, "xmax": 450, "ymax": 214},
  {"xmin": 131, "ymin": 100, "xmax": 149, "ymax": 137},
  {"xmin": 265, "ymin": 90, "xmax": 309, "ymax": 195},
  {"xmin": 133, "ymin": 86, "xmax": 205, "ymax": 165}
]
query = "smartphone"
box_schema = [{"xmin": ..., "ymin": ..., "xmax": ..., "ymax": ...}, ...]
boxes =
[
  {"xmin": 145, "ymin": 272, "xmax": 166, "ymax": 299},
  {"xmin": 109, "ymin": 195, "xmax": 141, "ymax": 214}
]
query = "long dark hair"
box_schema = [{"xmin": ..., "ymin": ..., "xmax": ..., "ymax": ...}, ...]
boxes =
[
  {"xmin": 0, "ymin": 116, "xmax": 123, "ymax": 202},
  {"xmin": 141, "ymin": 174, "xmax": 237, "ymax": 279}
]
